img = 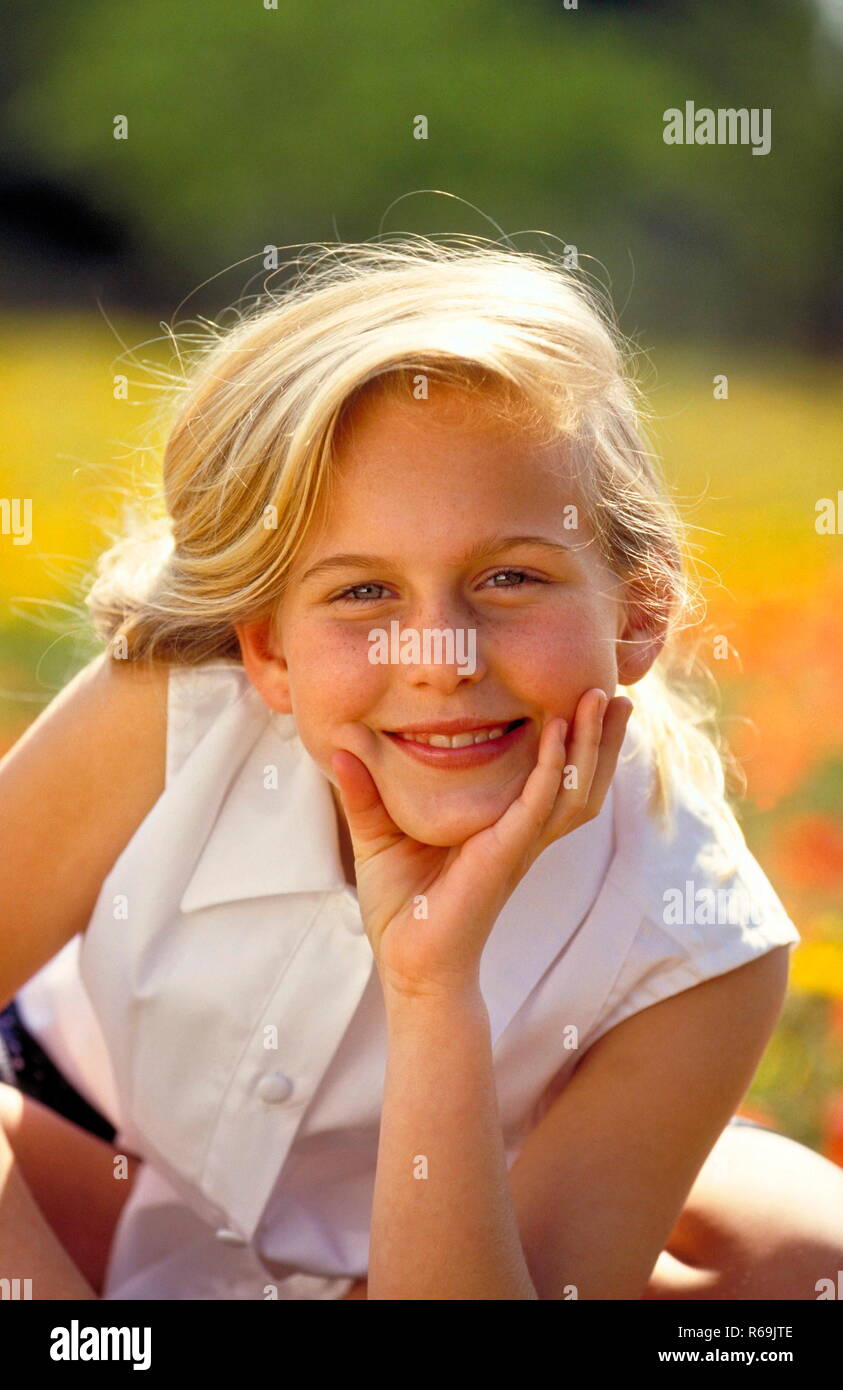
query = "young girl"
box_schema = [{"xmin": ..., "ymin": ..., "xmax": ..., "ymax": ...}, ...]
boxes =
[{"xmin": 2, "ymin": 237, "xmax": 842, "ymax": 1301}]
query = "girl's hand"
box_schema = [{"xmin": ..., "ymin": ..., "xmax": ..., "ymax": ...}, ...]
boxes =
[{"xmin": 330, "ymin": 689, "xmax": 633, "ymax": 1001}]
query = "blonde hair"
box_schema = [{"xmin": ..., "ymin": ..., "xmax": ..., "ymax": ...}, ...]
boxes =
[{"xmin": 84, "ymin": 234, "xmax": 744, "ymax": 830}]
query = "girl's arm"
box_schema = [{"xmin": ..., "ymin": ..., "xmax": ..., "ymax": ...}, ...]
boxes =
[
  {"xmin": 369, "ymin": 980, "xmax": 537, "ymax": 1300},
  {"xmin": 0, "ymin": 651, "xmax": 168, "ymax": 1009},
  {"xmin": 507, "ymin": 943, "xmax": 791, "ymax": 1299},
  {"xmin": 368, "ymin": 944, "xmax": 788, "ymax": 1301}
]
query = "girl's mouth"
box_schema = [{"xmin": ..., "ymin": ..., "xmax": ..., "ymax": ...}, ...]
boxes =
[{"xmin": 383, "ymin": 718, "xmax": 530, "ymax": 768}]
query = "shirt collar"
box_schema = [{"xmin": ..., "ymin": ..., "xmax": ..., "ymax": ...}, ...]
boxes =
[{"xmin": 178, "ymin": 690, "xmax": 350, "ymax": 914}]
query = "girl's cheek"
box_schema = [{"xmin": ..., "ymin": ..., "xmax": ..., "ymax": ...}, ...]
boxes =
[
  {"xmin": 499, "ymin": 615, "xmax": 612, "ymax": 707},
  {"xmin": 499, "ymin": 612, "xmax": 594, "ymax": 672},
  {"xmin": 295, "ymin": 622, "xmax": 386, "ymax": 708},
  {"xmin": 291, "ymin": 619, "xmax": 360, "ymax": 668}
]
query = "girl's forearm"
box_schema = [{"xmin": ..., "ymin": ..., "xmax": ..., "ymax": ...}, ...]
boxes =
[{"xmin": 368, "ymin": 980, "xmax": 538, "ymax": 1300}]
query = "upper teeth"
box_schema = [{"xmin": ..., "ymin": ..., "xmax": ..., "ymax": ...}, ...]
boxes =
[{"xmin": 397, "ymin": 725, "xmax": 510, "ymax": 747}]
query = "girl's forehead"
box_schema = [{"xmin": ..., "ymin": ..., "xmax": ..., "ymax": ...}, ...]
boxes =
[
  {"xmin": 328, "ymin": 388, "xmax": 586, "ymax": 518},
  {"xmin": 296, "ymin": 414, "xmax": 597, "ymax": 573},
  {"xmin": 334, "ymin": 376, "xmax": 553, "ymax": 448},
  {"xmin": 334, "ymin": 384, "xmax": 569, "ymax": 476}
]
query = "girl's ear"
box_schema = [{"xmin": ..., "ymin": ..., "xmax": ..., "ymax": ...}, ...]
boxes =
[
  {"xmin": 233, "ymin": 615, "xmax": 292, "ymax": 714},
  {"xmin": 614, "ymin": 582, "xmax": 672, "ymax": 687}
]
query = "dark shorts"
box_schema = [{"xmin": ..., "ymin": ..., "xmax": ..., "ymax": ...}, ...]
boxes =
[{"xmin": 0, "ymin": 997, "xmax": 115, "ymax": 1142}]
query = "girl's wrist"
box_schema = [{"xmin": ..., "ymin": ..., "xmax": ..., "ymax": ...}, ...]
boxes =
[
  {"xmin": 377, "ymin": 961, "xmax": 486, "ymax": 1018},
  {"xmin": 381, "ymin": 985, "xmax": 492, "ymax": 1055}
]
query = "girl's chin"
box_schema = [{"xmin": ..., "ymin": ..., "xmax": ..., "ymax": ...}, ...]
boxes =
[{"xmin": 387, "ymin": 797, "xmax": 506, "ymax": 847}]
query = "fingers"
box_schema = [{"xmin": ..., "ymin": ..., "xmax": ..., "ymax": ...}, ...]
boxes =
[
  {"xmin": 536, "ymin": 691, "xmax": 633, "ymax": 852},
  {"xmin": 579, "ymin": 695, "xmax": 633, "ymax": 812},
  {"xmin": 330, "ymin": 750, "xmax": 403, "ymax": 854},
  {"xmin": 563, "ymin": 687, "xmax": 612, "ymax": 808},
  {"xmin": 487, "ymin": 713, "xmax": 572, "ymax": 857}
]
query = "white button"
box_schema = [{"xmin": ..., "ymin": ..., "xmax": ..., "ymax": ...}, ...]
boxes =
[
  {"xmin": 256, "ymin": 1071, "xmax": 294, "ymax": 1103},
  {"xmin": 215, "ymin": 1226, "xmax": 247, "ymax": 1246}
]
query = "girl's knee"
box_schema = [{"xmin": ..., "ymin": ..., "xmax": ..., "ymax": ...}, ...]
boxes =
[{"xmin": 660, "ymin": 1125, "xmax": 843, "ymax": 1299}]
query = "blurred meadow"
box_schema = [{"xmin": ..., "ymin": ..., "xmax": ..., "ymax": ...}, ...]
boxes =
[{"xmin": 1, "ymin": 0, "xmax": 842, "ymax": 1160}]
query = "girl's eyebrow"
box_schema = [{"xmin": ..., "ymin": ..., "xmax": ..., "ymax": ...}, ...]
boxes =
[{"xmin": 298, "ymin": 534, "xmax": 576, "ymax": 584}]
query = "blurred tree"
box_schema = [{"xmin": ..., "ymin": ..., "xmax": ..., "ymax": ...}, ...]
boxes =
[{"xmin": 0, "ymin": 0, "xmax": 839, "ymax": 346}]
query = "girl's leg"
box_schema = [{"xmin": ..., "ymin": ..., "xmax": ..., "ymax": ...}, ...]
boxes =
[
  {"xmin": 0, "ymin": 1080, "xmax": 140, "ymax": 1299},
  {"xmin": 0, "ymin": 1120, "xmax": 97, "ymax": 1298},
  {"xmin": 642, "ymin": 1121, "xmax": 843, "ymax": 1300}
]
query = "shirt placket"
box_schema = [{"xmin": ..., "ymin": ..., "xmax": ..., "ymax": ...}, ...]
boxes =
[{"xmin": 198, "ymin": 887, "xmax": 373, "ymax": 1243}]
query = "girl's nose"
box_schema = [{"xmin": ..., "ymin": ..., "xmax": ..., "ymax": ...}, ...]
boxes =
[{"xmin": 397, "ymin": 617, "xmax": 487, "ymax": 691}]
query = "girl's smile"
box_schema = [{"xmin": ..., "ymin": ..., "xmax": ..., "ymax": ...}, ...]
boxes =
[{"xmin": 382, "ymin": 714, "xmax": 531, "ymax": 767}]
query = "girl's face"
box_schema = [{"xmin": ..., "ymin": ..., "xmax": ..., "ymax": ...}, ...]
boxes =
[{"xmin": 263, "ymin": 384, "xmax": 638, "ymax": 849}]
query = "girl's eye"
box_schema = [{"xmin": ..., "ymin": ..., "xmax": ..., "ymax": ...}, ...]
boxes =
[
  {"xmin": 331, "ymin": 570, "xmax": 548, "ymax": 604},
  {"xmin": 482, "ymin": 569, "xmax": 547, "ymax": 590},
  {"xmin": 331, "ymin": 582, "xmax": 392, "ymax": 604}
]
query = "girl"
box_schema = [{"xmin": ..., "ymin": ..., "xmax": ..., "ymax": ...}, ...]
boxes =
[{"xmin": 2, "ymin": 236, "xmax": 842, "ymax": 1300}]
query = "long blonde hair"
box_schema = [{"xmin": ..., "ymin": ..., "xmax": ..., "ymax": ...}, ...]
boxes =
[{"xmin": 84, "ymin": 234, "xmax": 743, "ymax": 830}]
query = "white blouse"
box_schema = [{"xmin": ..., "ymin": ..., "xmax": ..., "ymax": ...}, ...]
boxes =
[{"xmin": 16, "ymin": 659, "xmax": 800, "ymax": 1300}]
